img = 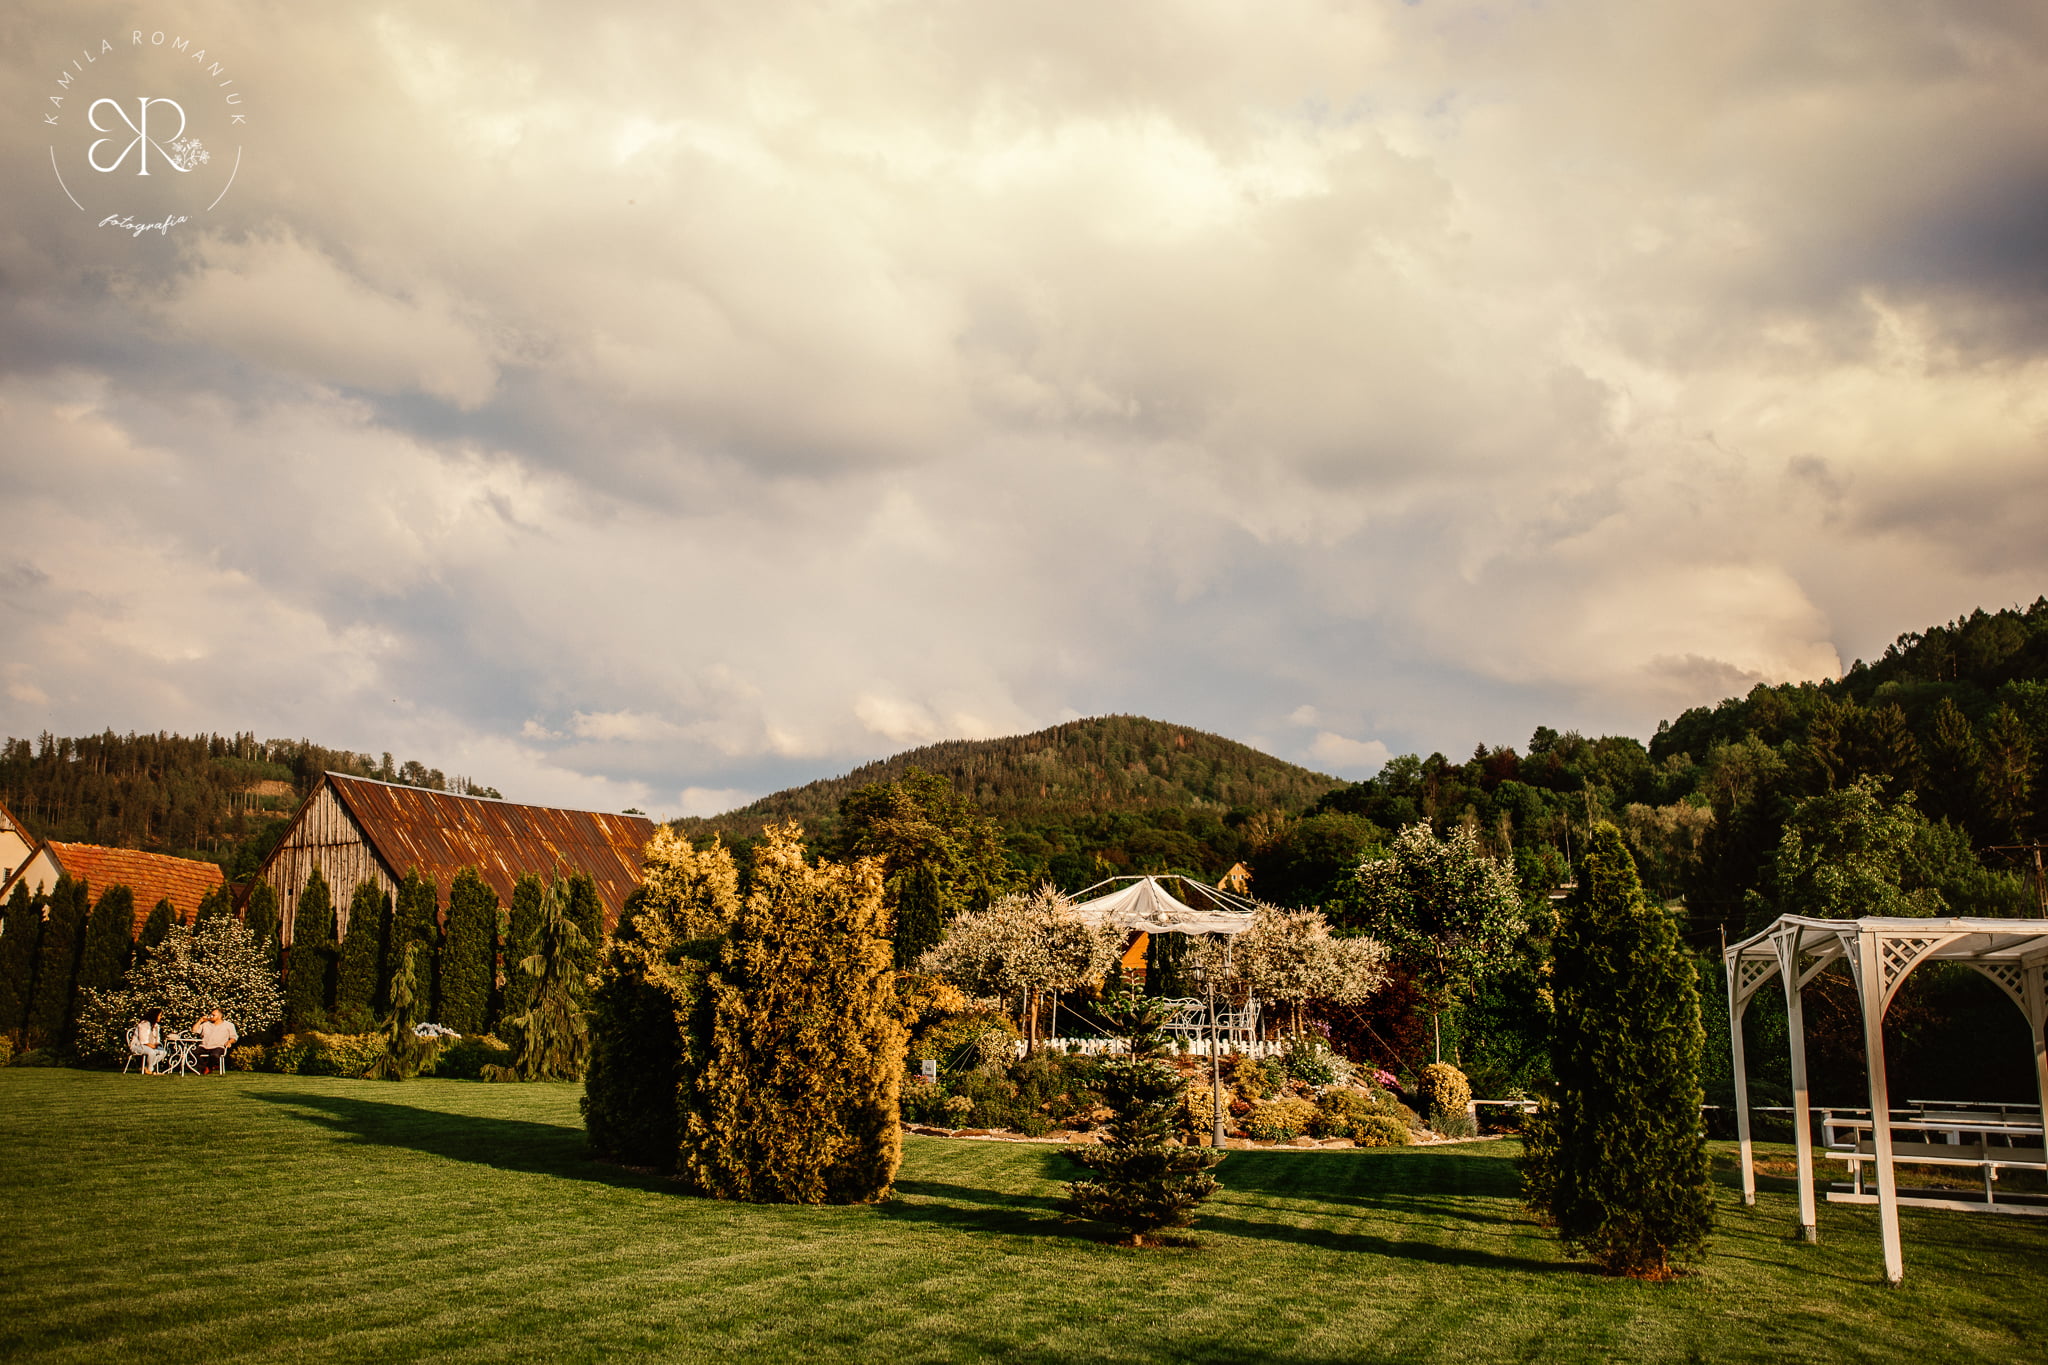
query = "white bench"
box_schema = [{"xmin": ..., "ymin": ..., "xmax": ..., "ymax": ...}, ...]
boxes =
[{"xmin": 1821, "ymin": 1112, "xmax": 2048, "ymax": 1215}]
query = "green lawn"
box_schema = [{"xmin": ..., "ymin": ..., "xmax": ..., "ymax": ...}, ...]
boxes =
[{"xmin": 3, "ymin": 1071, "xmax": 2043, "ymax": 1363}]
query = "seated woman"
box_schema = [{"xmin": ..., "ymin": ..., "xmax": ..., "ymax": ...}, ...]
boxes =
[{"xmin": 128, "ymin": 1008, "xmax": 167, "ymax": 1075}]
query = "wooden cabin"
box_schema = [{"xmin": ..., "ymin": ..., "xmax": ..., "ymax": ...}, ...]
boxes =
[{"xmin": 257, "ymin": 773, "xmax": 657, "ymax": 945}]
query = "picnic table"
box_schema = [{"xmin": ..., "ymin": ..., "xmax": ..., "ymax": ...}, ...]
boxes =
[{"xmin": 1821, "ymin": 1107, "xmax": 2048, "ymax": 1213}]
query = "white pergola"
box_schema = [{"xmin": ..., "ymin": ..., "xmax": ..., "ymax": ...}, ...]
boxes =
[{"xmin": 1725, "ymin": 914, "xmax": 2048, "ymax": 1284}]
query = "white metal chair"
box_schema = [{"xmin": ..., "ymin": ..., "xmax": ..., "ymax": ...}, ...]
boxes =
[
  {"xmin": 123, "ymin": 1023, "xmax": 165, "ymax": 1075},
  {"xmin": 1217, "ymin": 1001, "xmax": 1262, "ymax": 1047},
  {"xmin": 1158, "ymin": 998, "xmax": 1208, "ymax": 1042}
]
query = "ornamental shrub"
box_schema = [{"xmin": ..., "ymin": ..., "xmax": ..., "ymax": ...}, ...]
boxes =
[
  {"xmin": 682, "ymin": 823, "xmax": 906, "ymax": 1203},
  {"xmin": 440, "ymin": 868, "xmax": 498, "ymax": 1035},
  {"xmin": 1417, "ymin": 1061, "xmax": 1473, "ymax": 1135},
  {"xmin": 1282, "ymin": 1034, "xmax": 1349, "ymax": 1087},
  {"xmin": 1310, "ymin": 1087, "xmax": 1378, "ymax": 1139},
  {"xmin": 254, "ymin": 1031, "xmax": 388, "ymax": 1078},
  {"xmin": 1063, "ymin": 992, "xmax": 1225, "ymax": 1244},
  {"xmin": 584, "ymin": 833, "xmax": 740, "ymax": 1169},
  {"xmin": 431, "ymin": 1033, "xmax": 513, "ymax": 1079},
  {"xmin": 908, "ymin": 1011, "xmax": 1019, "ymax": 1074},
  {"xmin": 1353, "ymin": 1114, "xmax": 1413, "ymax": 1148},
  {"xmin": 1522, "ymin": 822, "xmax": 1713, "ymax": 1278},
  {"xmin": 1246, "ymin": 1096, "xmax": 1319, "ymax": 1140}
]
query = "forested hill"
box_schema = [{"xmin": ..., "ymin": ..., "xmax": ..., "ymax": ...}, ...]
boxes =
[
  {"xmin": 0, "ymin": 732, "xmax": 499, "ymax": 877},
  {"xmin": 683, "ymin": 715, "xmax": 1343, "ymax": 840}
]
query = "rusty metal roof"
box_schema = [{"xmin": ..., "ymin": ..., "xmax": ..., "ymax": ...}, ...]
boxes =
[
  {"xmin": 45, "ymin": 841, "xmax": 225, "ymax": 933},
  {"xmin": 324, "ymin": 773, "xmax": 656, "ymax": 929}
]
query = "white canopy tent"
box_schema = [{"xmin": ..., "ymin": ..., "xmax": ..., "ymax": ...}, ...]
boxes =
[
  {"xmin": 1069, "ymin": 875, "xmax": 1258, "ymax": 1148},
  {"xmin": 1725, "ymin": 914, "xmax": 2048, "ymax": 1284},
  {"xmin": 1069, "ymin": 875, "xmax": 1259, "ymax": 937}
]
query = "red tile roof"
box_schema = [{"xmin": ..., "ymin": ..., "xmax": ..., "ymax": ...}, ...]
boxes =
[
  {"xmin": 45, "ymin": 842, "xmax": 226, "ymax": 934},
  {"xmin": 324, "ymin": 775, "xmax": 656, "ymax": 930}
]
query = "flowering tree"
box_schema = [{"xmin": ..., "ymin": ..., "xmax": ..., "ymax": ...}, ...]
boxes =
[
  {"xmin": 76, "ymin": 918, "xmax": 283, "ymax": 1060},
  {"xmin": 1346, "ymin": 821, "xmax": 1526, "ymax": 1061},
  {"xmin": 918, "ymin": 884, "xmax": 1124, "ymax": 1048},
  {"xmin": 1191, "ymin": 904, "xmax": 1387, "ymax": 1035}
]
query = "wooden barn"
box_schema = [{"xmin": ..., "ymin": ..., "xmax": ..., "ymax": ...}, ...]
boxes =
[
  {"xmin": 258, "ymin": 773, "xmax": 657, "ymax": 945},
  {"xmin": 0, "ymin": 841, "xmax": 226, "ymax": 934}
]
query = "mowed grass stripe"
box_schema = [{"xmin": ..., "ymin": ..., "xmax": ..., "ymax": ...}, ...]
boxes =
[{"xmin": 6, "ymin": 1070, "xmax": 2048, "ymax": 1363}]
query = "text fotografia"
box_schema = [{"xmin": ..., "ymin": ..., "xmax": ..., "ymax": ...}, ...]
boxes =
[{"xmin": 100, "ymin": 213, "xmax": 187, "ymax": 237}]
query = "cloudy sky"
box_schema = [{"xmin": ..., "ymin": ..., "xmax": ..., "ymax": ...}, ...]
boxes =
[{"xmin": 5, "ymin": 2, "xmax": 2045, "ymax": 817}]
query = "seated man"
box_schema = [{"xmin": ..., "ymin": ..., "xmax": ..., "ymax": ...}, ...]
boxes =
[{"xmin": 192, "ymin": 1007, "xmax": 239, "ymax": 1075}]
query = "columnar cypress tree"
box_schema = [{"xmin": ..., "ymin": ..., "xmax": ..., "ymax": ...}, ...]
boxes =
[
  {"xmin": 139, "ymin": 899, "xmax": 176, "ymax": 961},
  {"xmin": 502, "ymin": 875, "xmax": 545, "ymax": 1028},
  {"xmin": 1522, "ymin": 822, "xmax": 1714, "ymax": 1278},
  {"xmin": 892, "ymin": 862, "xmax": 945, "ymax": 970},
  {"xmin": 391, "ymin": 872, "xmax": 442, "ymax": 1021},
  {"xmin": 284, "ymin": 872, "xmax": 335, "ymax": 1033},
  {"xmin": 585, "ymin": 834, "xmax": 740, "ymax": 1168},
  {"xmin": 440, "ymin": 868, "xmax": 498, "ymax": 1035},
  {"xmin": 242, "ymin": 885, "xmax": 281, "ymax": 972},
  {"xmin": 0, "ymin": 883, "xmax": 43, "ymax": 1040},
  {"xmin": 565, "ymin": 873, "xmax": 604, "ymax": 981},
  {"xmin": 682, "ymin": 823, "xmax": 906, "ymax": 1204},
  {"xmin": 335, "ymin": 880, "xmax": 388, "ymax": 1024},
  {"xmin": 27, "ymin": 877, "xmax": 89, "ymax": 1049},
  {"xmin": 74, "ymin": 886, "xmax": 135, "ymax": 1023}
]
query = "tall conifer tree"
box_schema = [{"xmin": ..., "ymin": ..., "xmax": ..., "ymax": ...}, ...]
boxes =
[
  {"xmin": 284, "ymin": 872, "xmax": 335, "ymax": 1033},
  {"xmin": 139, "ymin": 899, "xmax": 176, "ymax": 961},
  {"xmin": 502, "ymin": 874, "xmax": 545, "ymax": 1029},
  {"xmin": 74, "ymin": 885, "xmax": 135, "ymax": 1013},
  {"xmin": 0, "ymin": 882, "xmax": 43, "ymax": 1040},
  {"xmin": 242, "ymin": 885, "xmax": 281, "ymax": 972},
  {"xmin": 440, "ymin": 868, "xmax": 498, "ymax": 1035},
  {"xmin": 1522, "ymin": 823, "xmax": 1713, "ymax": 1277},
  {"xmin": 27, "ymin": 877, "xmax": 89, "ymax": 1049},
  {"xmin": 335, "ymin": 880, "xmax": 388, "ymax": 1024}
]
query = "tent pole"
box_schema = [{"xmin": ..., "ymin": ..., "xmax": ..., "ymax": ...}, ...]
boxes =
[
  {"xmin": 1210, "ymin": 965, "xmax": 1226, "ymax": 1149},
  {"xmin": 1728, "ymin": 955, "xmax": 1756, "ymax": 1206},
  {"xmin": 1856, "ymin": 929, "xmax": 1904, "ymax": 1286}
]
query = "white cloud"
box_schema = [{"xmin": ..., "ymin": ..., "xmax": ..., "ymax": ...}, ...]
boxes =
[
  {"xmin": 1, "ymin": 1, "xmax": 2044, "ymax": 805},
  {"xmin": 1309, "ymin": 732, "xmax": 1391, "ymax": 775}
]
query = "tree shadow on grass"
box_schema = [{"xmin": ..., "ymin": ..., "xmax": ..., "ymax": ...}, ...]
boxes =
[
  {"xmin": 885, "ymin": 1150, "xmax": 1583, "ymax": 1274},
  {"xmin": 248, "ymin": 1090, "xmax": 672, "ymax": 1193}
]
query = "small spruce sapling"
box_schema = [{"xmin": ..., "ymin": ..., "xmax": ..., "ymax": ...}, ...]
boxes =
[{"xmin": 1063, "ymin": 991, "xmax": 1225, "ymax": 1246}]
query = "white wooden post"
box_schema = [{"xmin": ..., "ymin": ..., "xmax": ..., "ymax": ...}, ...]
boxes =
[
  {"xmin": 2025, "ymin": 963, "xmax": 2048, "ymax": 1130},
  {"xmin": 1856, "ymin": 929, "xmax": 1904, "ymax": 1285},
  {"xmin": 1728, "ymin": 955, "xmax": 1756, "ymax": 1206},
  {"xmin": 1775, "ymin": 932, "xmax": 1818, "ymax": 1242}
]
